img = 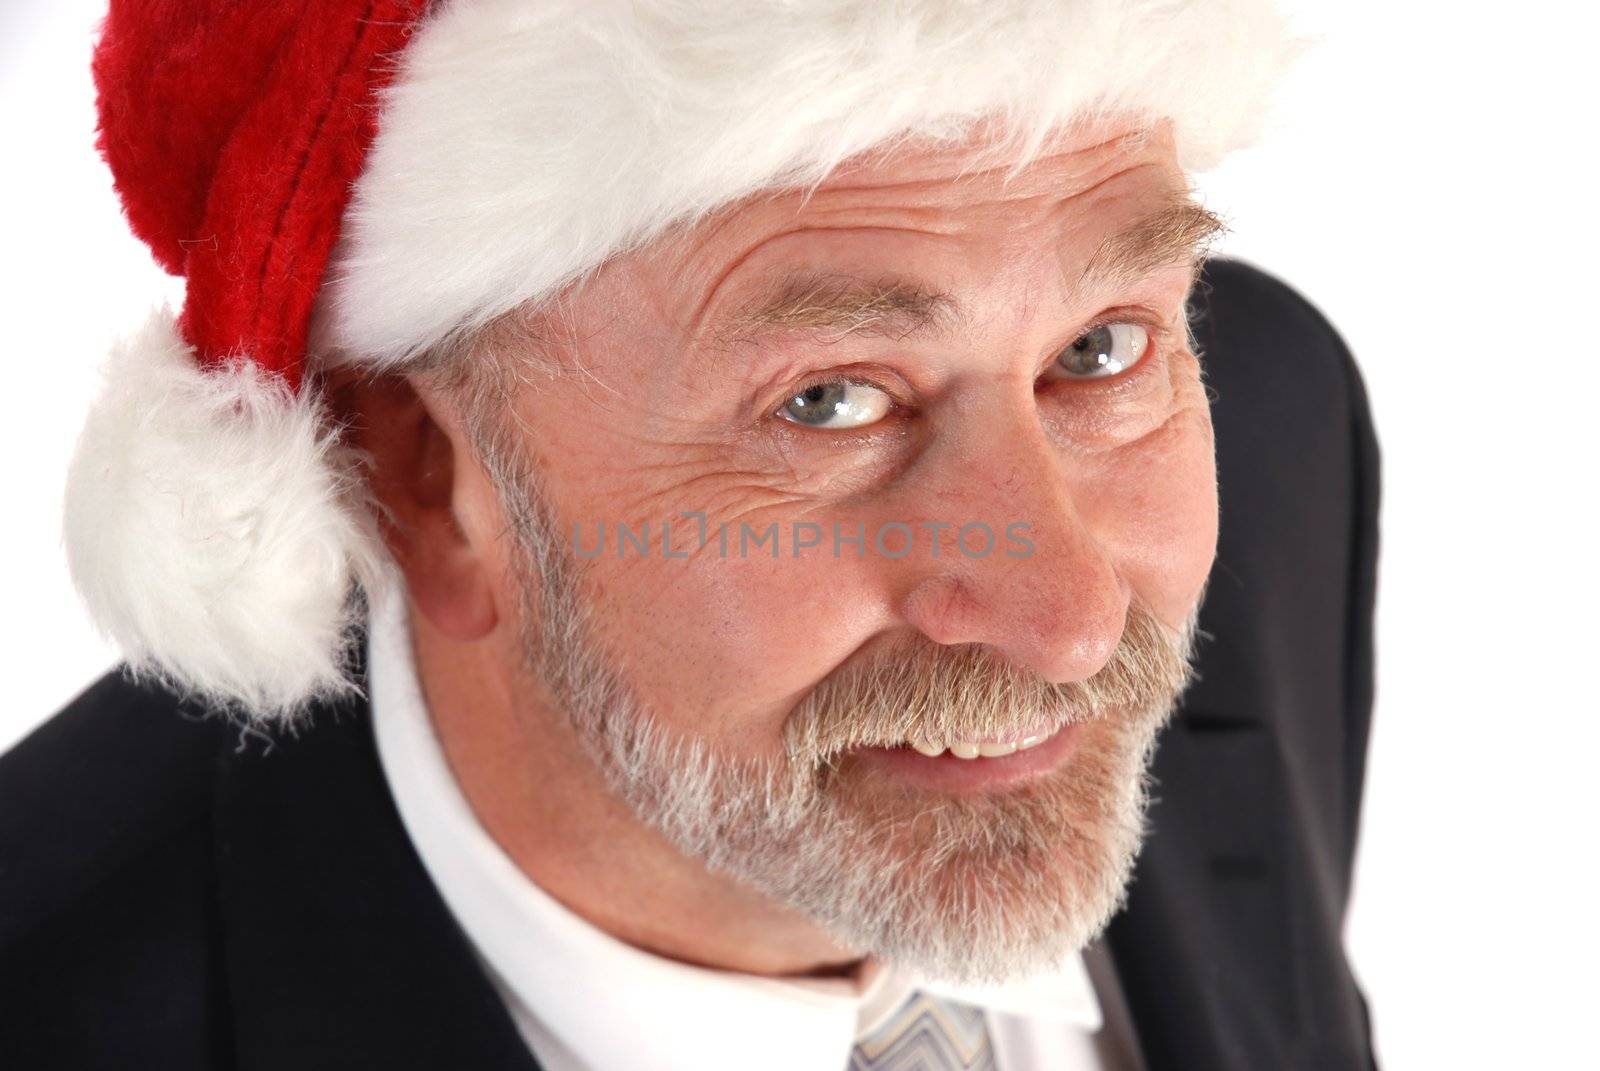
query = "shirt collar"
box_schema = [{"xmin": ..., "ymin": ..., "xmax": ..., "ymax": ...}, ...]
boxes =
[{"xmin": 365, "ymin": 584, "xmax": 1102, "ymax": 1071}]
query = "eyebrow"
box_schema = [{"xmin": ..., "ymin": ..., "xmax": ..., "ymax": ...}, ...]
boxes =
[
  {"xmin": 710, "ymin": 191, "xmax": 1225, "ymax": 346},
  {"xmin": 715, "ymin": 271, "xmax": 959, "ymax": 346},
  {"xmin": 1075, "ymin": 194, "xmax": 1227, "ymax": 295}
]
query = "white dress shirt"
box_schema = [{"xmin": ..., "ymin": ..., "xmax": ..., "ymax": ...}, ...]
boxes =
[{"xmin": 365, "ymin": 584, "xmax": 1128, "ymax": 1070}]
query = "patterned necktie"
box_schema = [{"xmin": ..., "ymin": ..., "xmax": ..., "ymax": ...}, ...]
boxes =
[{"xmin": 848, "ymin": 990, "xmax": 998, "ymax": 1070}]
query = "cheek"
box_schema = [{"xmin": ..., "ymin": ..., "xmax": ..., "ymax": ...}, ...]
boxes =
[
  {"xmin": 568, "ymin": 538, "xmax": 887, "ymax": 755},
  {"xmin": 1084, "ymin": 404, "xmax": 1218, "ymax": 629},
  {"xmin": 519, "ymin": 407, "xmax": 895, "ymax": 755}
]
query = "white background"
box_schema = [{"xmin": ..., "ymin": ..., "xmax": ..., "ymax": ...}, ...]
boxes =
[{"xmin": 2, "ymin": 3, "xmax": 1595, "ymax": 1067}]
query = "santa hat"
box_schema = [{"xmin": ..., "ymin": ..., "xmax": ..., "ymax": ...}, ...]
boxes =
[{"xmin": 65, "ymin": 0, "xmax": 1299, "ymax": 724}]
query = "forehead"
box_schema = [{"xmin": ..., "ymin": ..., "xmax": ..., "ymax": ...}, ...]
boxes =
[
  {"xmin": 629, "ymin": 120, "xmax": 1190, "ymax": 327},
  {"xmin": 768, "ymin": 119, "xmax": 1179, "ymax": 222},
  {"xmin": 552, "ymin": 118, "xmax": 1195, "ymax": 367}
]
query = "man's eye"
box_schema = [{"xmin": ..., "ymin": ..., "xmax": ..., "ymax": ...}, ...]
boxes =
[
  {"xmin": 777, "ymin": 381, "xmax": 893, "ymax": 429},
  {"xmin": 1047, "ymin": 322, "xmax": 1150, "ymax": 380}
]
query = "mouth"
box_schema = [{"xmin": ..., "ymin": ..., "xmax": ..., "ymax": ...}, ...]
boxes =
[
  {"xmin": 905, "ymin": 729, "xmax": 1055, "ymax": 760},
  {"xmin": 847, "ymin": 721, "xmax": 1086, "ymax": 794}
]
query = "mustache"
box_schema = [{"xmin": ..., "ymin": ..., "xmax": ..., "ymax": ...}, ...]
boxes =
[{"xmin": 784, "ymin": 596, "xmax": 1200, "ymax": 763}]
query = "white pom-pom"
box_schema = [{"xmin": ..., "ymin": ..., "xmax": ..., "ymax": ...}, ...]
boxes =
[{"xmin": 62, "ymin": 308, "xmax": 392, "ymax": 725}]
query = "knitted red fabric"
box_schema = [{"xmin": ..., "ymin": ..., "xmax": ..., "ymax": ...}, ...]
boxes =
[{"xmin": 91, "ymin": 0, "xmax": 430, "ymax": 392}]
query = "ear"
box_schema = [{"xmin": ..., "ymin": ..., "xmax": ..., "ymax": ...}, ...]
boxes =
[{"xmin": 329, "ymin": 368, "xmax": 500, "ymax": 642}]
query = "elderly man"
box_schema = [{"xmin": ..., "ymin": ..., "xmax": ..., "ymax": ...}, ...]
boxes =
[{"xmin": 0, "ymin": 2, "xmax": 1380, "ymax": 1069}]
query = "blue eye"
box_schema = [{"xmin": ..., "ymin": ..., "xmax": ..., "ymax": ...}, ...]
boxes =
[
  {"xmin": 1047, "ymin": 323, "xmax": 1149, "ymax": 379},
  {"xmin": 778, "ymin": 381, "xmax": 893, "ymax": 429}
]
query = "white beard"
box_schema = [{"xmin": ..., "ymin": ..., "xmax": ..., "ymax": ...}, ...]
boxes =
[{"xmin": 495, "ymin": 445, "xmax": 1199, "ymax": 985}]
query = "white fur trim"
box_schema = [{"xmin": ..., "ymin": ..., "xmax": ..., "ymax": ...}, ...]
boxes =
[
  {"xmin": 62, "ymin": 309, "xmax": 394, "ymax": 724},
  {"xmin": 324, "ymin": 0, "xmax": 1300, "ymax": 368}
]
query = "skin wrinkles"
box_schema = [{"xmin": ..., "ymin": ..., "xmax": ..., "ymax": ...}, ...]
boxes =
[
  {"xmin": 706, "ymin": 186, "xmax": 1217, "ymax": 354},
  {"xmin": 574, "ymin": 437, "xmax": 885, "ymax": 538},
  {"xmin": 1036, "ymin": 337, "xmax": 1189, "ymax": 451},
  {"xmin": 671, "ymin": 125, "xmax": 1181, "ymax": 342},
  {"xmin": 351, "ymin": 115, "xmax": 1222, "ymax": 980}
]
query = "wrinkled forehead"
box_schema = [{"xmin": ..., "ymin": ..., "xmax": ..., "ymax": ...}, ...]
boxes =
[
  {"xmin": 682, "ymin": 118, "xmax": 1174, "ymax": 247},
  {"xmin": 807, "ymin": 116, "xmax": 1180, "ymax": 203},
  {"xmin": 590, "ymin": 118, "xmax": 1197, "ymax": 337}
]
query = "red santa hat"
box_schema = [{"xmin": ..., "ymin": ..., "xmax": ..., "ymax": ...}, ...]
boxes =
[{"xmin": 64, "ymin": 0, "xmax": 1299, "ymax": 723}]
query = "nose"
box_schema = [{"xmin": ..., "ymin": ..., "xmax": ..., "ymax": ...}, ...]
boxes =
[{"xmin": 892, "ymin": 405, "xmax": 1128, "ymax": 685}]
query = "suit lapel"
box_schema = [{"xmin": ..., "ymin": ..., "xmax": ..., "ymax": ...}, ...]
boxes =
[
  {"xmin": 1105, "ymin": 719, "xmax": 1298, "ymax": 1070},
  {"xmin": 210, "ymin": 628, "xmax": 541, "ymax": 1070}
]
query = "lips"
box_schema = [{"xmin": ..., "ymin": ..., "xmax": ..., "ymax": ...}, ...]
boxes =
[{"xmin": 849, "ymin": 721, "xmax": 1086, "ymax": 793}]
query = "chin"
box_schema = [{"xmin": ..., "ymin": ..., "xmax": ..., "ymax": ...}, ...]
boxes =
[{"xmin": 771, "ymin": 721, "xmax": 1159, "ymax": 985}]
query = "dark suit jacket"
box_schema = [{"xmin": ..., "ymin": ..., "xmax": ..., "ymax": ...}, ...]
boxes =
[{"xmin": 0, "ymin": 259, "xmax": 1380, "ymax": 1070}]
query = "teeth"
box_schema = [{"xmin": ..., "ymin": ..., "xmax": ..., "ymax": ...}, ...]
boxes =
[{"xmin": 905, "ymin": 731, "xmax": 1054, "ymax": 760}]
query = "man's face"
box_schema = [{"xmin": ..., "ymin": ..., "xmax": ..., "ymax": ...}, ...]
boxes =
[{"xmin": 467, "ymin": 119, "xmax": 1218, "ymax": 983}]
